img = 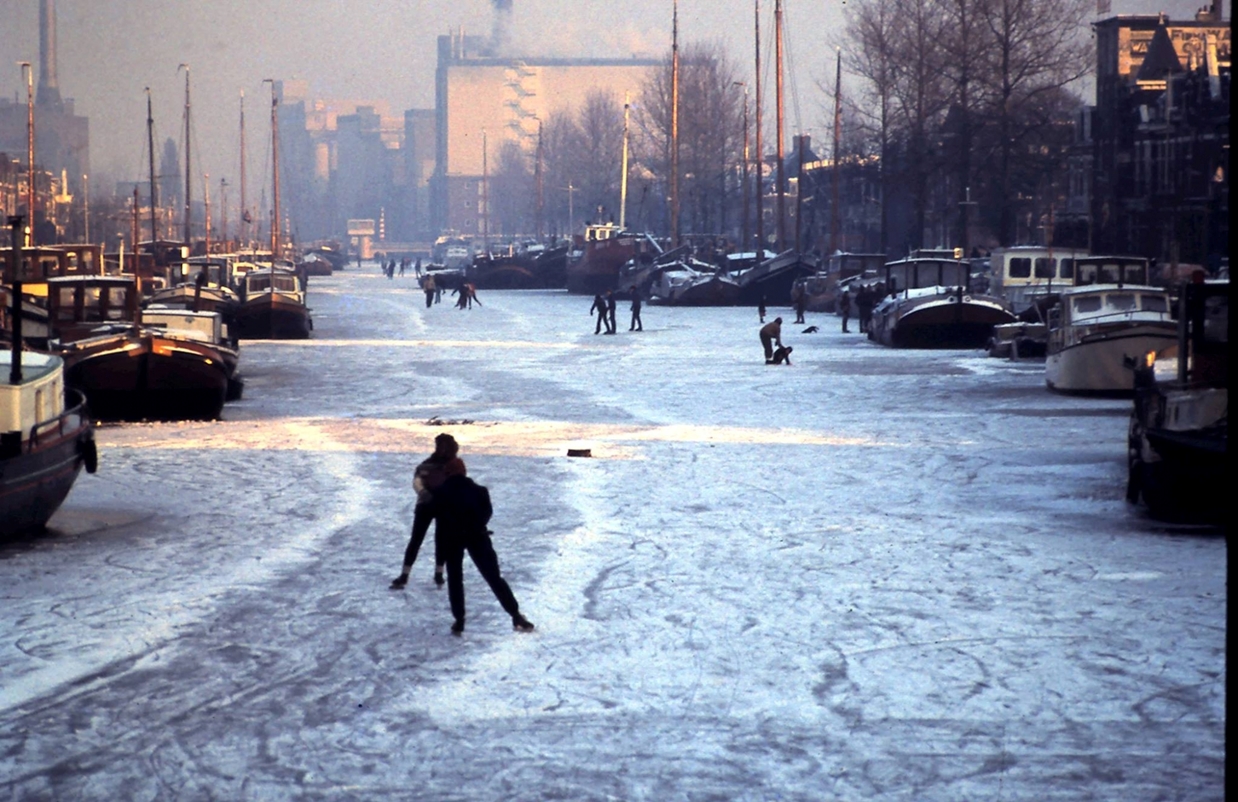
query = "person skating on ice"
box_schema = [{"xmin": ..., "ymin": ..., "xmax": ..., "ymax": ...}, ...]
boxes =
[
  {"xmin": 629, "ymin": 285, "xmax": 643, "ymax": 331},
  {"xmin": 390, "ymin": 433, "xmax": 460, "ymax": 589},
  {"xmin": 423, "ymin": 458, "xmax": 535, "ymax": 635}
]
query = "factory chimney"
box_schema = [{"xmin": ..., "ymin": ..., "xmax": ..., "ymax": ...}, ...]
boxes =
[
  {"xmin": 37, "ymin": 0, "xmax": 63, "ymax": 110},
  {"xmin": 490, "ymin": 0, "xmax": 513, "ymax": 56}
]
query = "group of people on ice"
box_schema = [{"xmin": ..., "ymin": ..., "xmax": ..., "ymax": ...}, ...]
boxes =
[{"xmin": 589, "ymin": 287, "xmax": 642, "ymax": 334}]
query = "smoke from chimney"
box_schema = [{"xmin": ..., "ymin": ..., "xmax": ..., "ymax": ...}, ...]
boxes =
[
  {"xmin": 37, "ymin": 0, "xmax": 63, "ymax": 109},
  {"xmin": 490, "ymin": 0, "xmax": 513, "ymax": 56}
]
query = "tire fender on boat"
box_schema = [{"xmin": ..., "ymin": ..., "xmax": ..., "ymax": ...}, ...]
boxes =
[{"xmin": 80, "ymin": 435, "xmax": 99, "ymax": 474}]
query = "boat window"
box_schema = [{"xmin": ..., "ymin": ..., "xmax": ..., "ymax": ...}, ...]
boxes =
[
  {"xmin": 249, "ymin": 275, "xmax": 272, "ymax": 292},
  {"xmin": 1140, "ymin": 294, "xmax": 1168, "ymax": 312},
  {"xmin": 1009, "ymin": 258, "xmax": 1031, "ymax": 278},
  {"xmin": 1059, "ymin": 258, "xmax": 1074, "ymax": 279},
  {"xmin": 1098, "ymin": 264, "xmax": 1120, "ymax": 283},
  {"xmin": 1073, "ymin": 296, "xmax": 1103, "ymax": 314},
  {"xmin": 1107, "ymin": 293, "xmax": 1136, "ymax": 311},
  {"xmin": 1123, "ymin": 264, "xmax": 1147, "ymax": 284},
  {"xmin": 1034, "ymin": 258, "xmax": 1055, "ymax": 278},
  {"xmin": 273, "ymin": 276, "xmax": 298, "ymax": 291}
]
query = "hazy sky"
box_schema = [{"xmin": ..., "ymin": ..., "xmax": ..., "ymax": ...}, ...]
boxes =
[{"xmin": 0, "ymin": 0, "xmax": 1216, "ymax": 196}]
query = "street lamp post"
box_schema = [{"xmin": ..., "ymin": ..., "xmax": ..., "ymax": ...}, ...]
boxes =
[{"xmin": 19, "ymin": 62, "xmax": 34, "ymax": 246}]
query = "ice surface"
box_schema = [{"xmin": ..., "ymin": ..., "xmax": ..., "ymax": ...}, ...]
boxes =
[{"xmin": 1, "ymin": 268, "xmax": 1225, "ymax": 800}]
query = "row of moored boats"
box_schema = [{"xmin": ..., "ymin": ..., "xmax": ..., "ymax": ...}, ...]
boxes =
[{"xmin": 2, "ymin": 236, "xmax": 321, "ymax": 537}]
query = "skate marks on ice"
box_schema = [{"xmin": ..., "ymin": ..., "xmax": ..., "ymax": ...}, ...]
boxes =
[
  {"xmin": 0, "ymin": 420, "xmax": 378, "ymax": 714},
  {"xmin": 95, "ymin": 417, "xmax": 917, "ymax": 461}
]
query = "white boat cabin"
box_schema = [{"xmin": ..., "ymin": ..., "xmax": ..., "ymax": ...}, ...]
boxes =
[
  {"xmin": 141, "ymin": 308, "xmax": 226, "ymax": 344},
  {"xmin": 584, "ymin": 223, "xmax": 624, "ymax": 243},
  {"xmin": 1052, "ymin": 285, "xmax": 1171, "ymax": 329},
  {"xmin": 1072, "ymin": 256, "xmax": 1150, "ymax": 287},
  {"xmin": 244, "ymin": 269, "xmax": 302, "ymax": 297},
  {"xmin": 881, "ymin": 257, "xmax": 970, "ymax": 294},
  {"xmin": 1, "ymin": 351, "xmax": 66, "ymax": 439},
  {"xmin": 988, "ymin": 246, "xmax": 1088, "ymax": 310}
]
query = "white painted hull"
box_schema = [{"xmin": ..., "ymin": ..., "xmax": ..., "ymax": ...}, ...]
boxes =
[{"xmin": 1046, "ymin": 326, "xmax": 1177, "ymax": 394}]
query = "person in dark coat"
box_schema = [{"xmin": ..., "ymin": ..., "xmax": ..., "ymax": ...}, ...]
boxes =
[
  {"xmin": 628, "ymin": 285, "xmax": 643, "ymax": 331},
  {"xmin": 422, "ymin": 274, "xmax": 437, "ymax": 309},
  {"xmin": 758, "ymin": 294, "xmax": 767, "ymax": 323},
  {"xmin": 839, "ymin": 290, "xmax": 852, "ymax": 333},
  {"xmin": 605, "ymin": 290, "xmax": 618, "ymax": 334},
  {"xmin": 759, "ymin": 317, "xmax": 783, "ymax": 362},
  {"xmin": 590, "ymin": 293, "xmax": 608, "ymax": 334},
  {"xmin": 390, "ymin": 433, "xmax": 461, "ymax": 589},
  {"xmin": 769, "ymin": 345, "xmax": 793, "ymax": 365},
  {"xmin": 426, "ymin": 469, "xmax": 535, "ymax": 635},
  {"xmin": 792, "ymin": 286, "xmax": 807, "ymax": 324}
]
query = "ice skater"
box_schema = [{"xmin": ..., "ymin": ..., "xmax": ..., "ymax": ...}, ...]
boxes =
[
  {"xmin": 424, "ymin": 459, "xmax": 535, "ymax": 635},
  {"xmin": 422, "ymin": 274, "xmax": 436, "ymax": 309},
  {"xmin": 769, "ymin": 345, "xmax": 793, "ymax": 365},
  {"xmin": 590, "ymin": 292, "xmax": 608, "ymax": 334},
  {"xmin": 390, "ymin": 433, "xmax": 460, "ymax": 590},
  {"xmin": 759, "ymin": 317, "xmax": 783, "ymax": 362},
  {"xmin": 605, "ymin": 290, "xmax": 618, "ymax": 335},
  {"xmin": 628, "ymin": 285, "xmax": 643, "ymax": 331},
  {"xmin": 839, "ymin": 289, "xmax": 852, "ymax": 333},
  {"xmin": 758, "ymin": 294, "xmax": 767, "ymax": 323}
]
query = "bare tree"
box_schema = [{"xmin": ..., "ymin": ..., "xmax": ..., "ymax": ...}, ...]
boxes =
[
  {"xmin": 637, "ymin": 41, "xmax": 743, "ymax": 239},
  {"xmin": 979, "ymin": 0, "xmax": 1093, "ymax": 245},
  {"xmin": 491, "ymin": 140, "xmax": 531, "ymax": 236},
  {"xmin": 842, "ymin": 0, "xmax": 899, "ymax": 253}
]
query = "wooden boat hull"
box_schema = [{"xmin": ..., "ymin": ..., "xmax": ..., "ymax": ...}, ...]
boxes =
[
  {"xmin": 0, "ymin": 393, "xmax": 95, "ymax": 538},
  {"xmin": 656, "ymin": 275, "xmax": 742, "ymax": 306},
  {"xmin": 872, "ymin": 294, "xmax": 1015, "ymax": 349},
  {"xmin": 233, "ymin": 293, "xmax": 312, "ymax": 340},
  {"xmin": 567, "ymin": 236, "xmax": 655, "ymax": 295},
  {"xmin": 62, "ymin": 333, "xmax": 230, "ymax": 421},
  {"xmin": 736, "ymin": 253, "xmax": 817, "ymax": 306},
  {"xmin": 1046, "ymin": 325, "xmax": 1177, "ymax": 395}
]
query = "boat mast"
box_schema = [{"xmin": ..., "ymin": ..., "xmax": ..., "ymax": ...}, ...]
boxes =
[
  {"xmin": 535, "ymin": 120, "xmax": 544, "ymax": 240},
  {"xmin": 670, "ymin": 0, "xmax": 680, "ymax": 249},
  {"xmin": 753, "ymin": 2, "xmax": 764, "ymax": 255},
  {"xmin": 264, "ymin": 79, "xmax": 281, "ymax": 259},
  {"xmin": 239, "ymin": 91, "xmax": 247, "ymax": 246},
  {"xmin": 620, "ymin": 92, "xmax": 630, "ymax": 230},
  {"xmin": 146, "ymin": 88, "xmax": 159, "ymax": 246},
  {"xmin": 203, "ymin": 172, "xmax": 211, "ymax": 255},
  {"xmin": 774, "ymin": 0, "xmax": 786, "ymax": 252},
  {"xmin": 831, "ymin": 48, "xmax": 841, "ymax": 255},
  {"xmin": 7, "ymin": 215, "xmax": 23, "ymax": 384},
  {"xmin": 482, "ymin": 130, "xmax": 489, "ymax": 252},
  {"xmin": 180, "ymin": 64, "xmax": 191, "ymax": 246}
]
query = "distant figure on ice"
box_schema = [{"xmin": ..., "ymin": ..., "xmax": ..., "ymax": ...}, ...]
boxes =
[
  {"xmin": 760, "ymin": 317, "xmax": 784, "ymax": 362},
  {"xmin": 839, "ymin": 289, "xmax": 852, "ymax": 333},
  {"xmin": 856, "ymin": 286, "xmax": 874, "ymax": 333},
  {"xmin": 758, "ymin": 294, "xmax": 767, "ymax": 324},
  {"xmin": 769, "ymin": 345, "xmax": 793, "ymax": 365},
  {"xmin": 590, "ymin": 293, "xmax": 608, "ymax": 334},
  {"xmin": 792, "ymin": 285, "xmax": 807, "ymax": 324},
  {"xmin": 605, "ymin": 290, "xmax": 618, "ymax": 335},
  {"xmin": 390, "ymin": 433, "xmax": 460, "ymax": 590},
  {"xmin": 422, "ymin": 274, "xmax": 437, "ymax": 308},
  {"xmin": 628, "ymin": 285, "xmax": 643, "ymax": 331}
]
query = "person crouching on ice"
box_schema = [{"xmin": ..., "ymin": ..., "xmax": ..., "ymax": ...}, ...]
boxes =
[
  {"xmin": 760, "ymin": 317, "xmax": 784, "ymax": 362},
  {"xmin": 769, "ymin": 345, "xmax": 793, "ymax": 365}
]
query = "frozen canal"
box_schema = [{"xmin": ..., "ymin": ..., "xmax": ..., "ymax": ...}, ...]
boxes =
[{"xmin": 2, "ymin": 268, "xmax": 1225, "ymax": 800}]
